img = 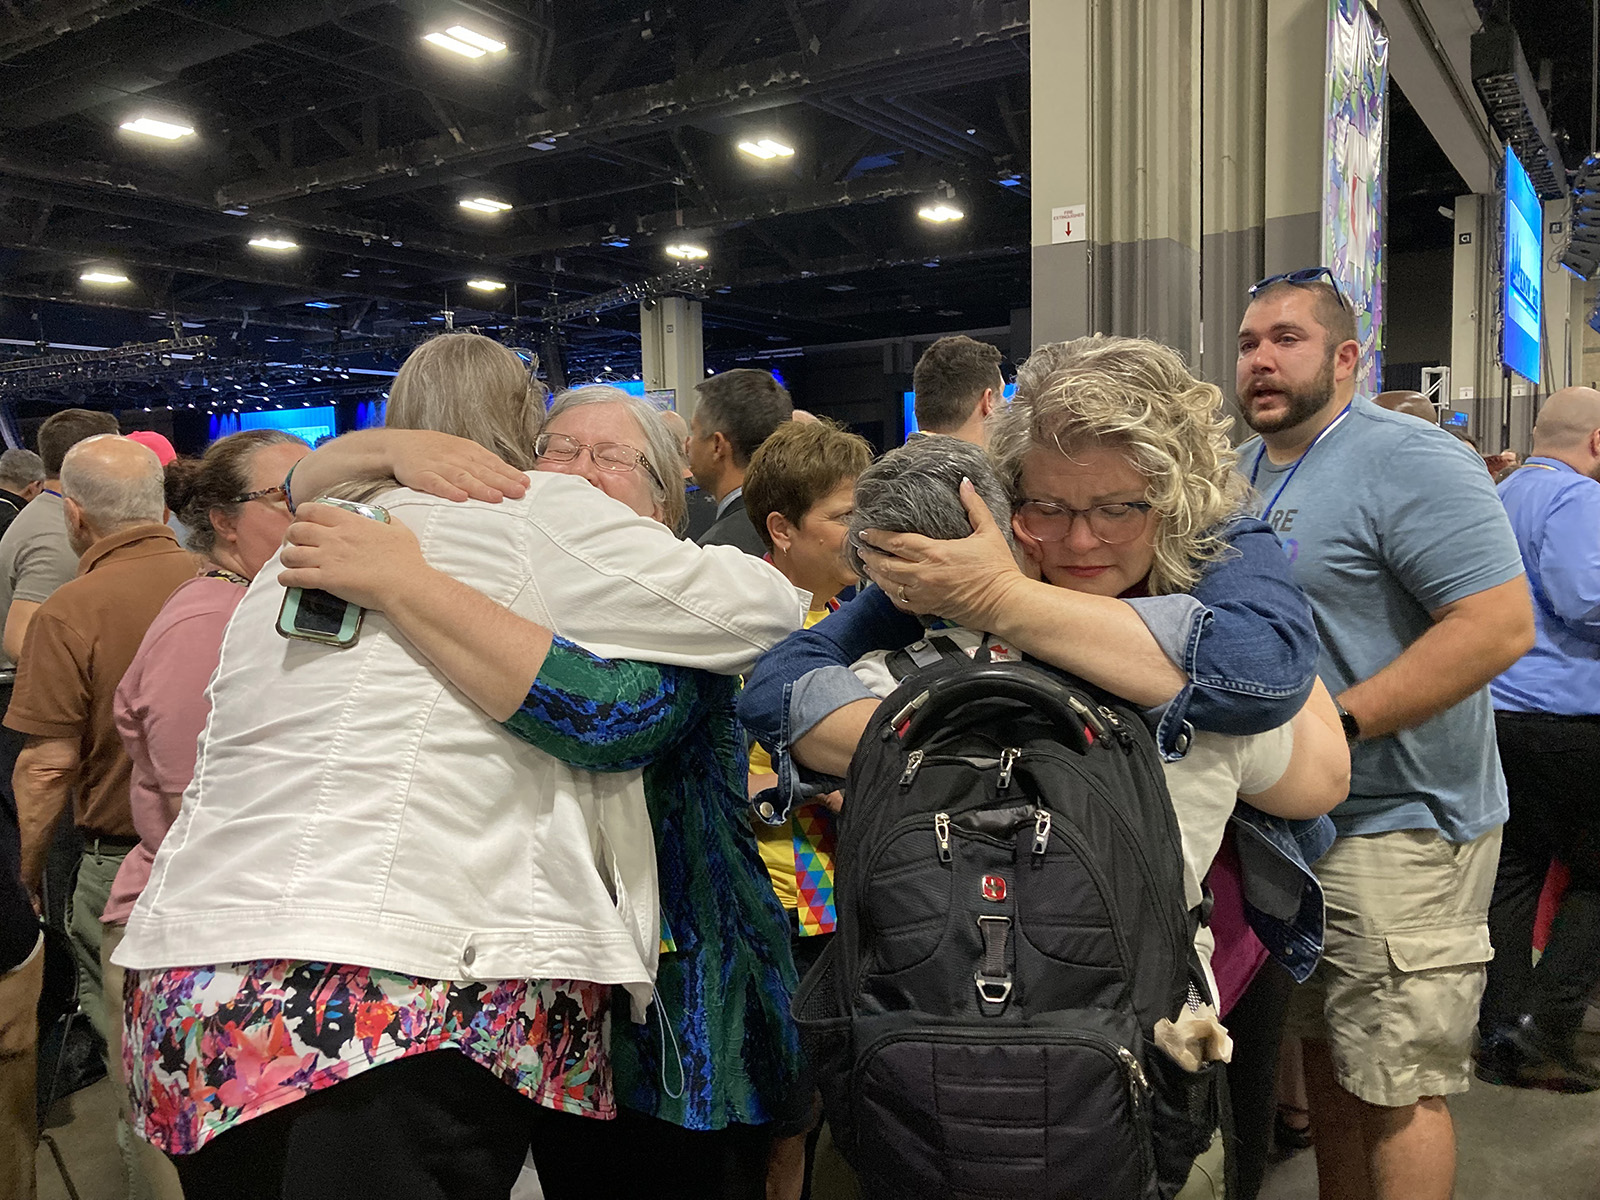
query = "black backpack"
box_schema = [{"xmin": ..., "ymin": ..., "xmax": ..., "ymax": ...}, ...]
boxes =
[{"xmin": 793, "ymin": 656, "xmax": 1221, "ymax": 1200}]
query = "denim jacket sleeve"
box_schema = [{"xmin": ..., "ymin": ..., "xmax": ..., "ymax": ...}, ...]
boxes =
[
  {"xmin": 740, "ymin": 587, "xmax": 916, "ymax": 824},
  {"xmin": 1227, "ymin": 803, "xmax": 1336, "ymax": 982},
  {"xmin": 1133, "ymin": 517, "xmax": 1320, "ymax": 759},
  {"xmin": 739, "ymin": 586, "xmax": 916, "ymax": 751}
]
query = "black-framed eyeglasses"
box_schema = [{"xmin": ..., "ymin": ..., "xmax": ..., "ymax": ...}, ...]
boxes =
[
  {"xmin": 534, "ymin": 432, "xmax": 665, "ymax": 491},
  {"xmin": 230, "ymin": 485, "xmax": 288, "ymax": 506},
  {"xmin": 1248, "ymin": 267, "xmax": 1350, "ymax": 311},
  {"xmin": 1015, "ymin": 499, "xmax": 1154, "ymax": 545}
]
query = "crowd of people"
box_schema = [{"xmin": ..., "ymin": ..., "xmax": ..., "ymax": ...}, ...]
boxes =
[{"xmin": 0, "ymin": 268, "xmax": 1595, "ymax": 1200}]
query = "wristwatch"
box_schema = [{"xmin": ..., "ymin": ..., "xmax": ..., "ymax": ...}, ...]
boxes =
[{"xmin": 1336, "ymin": 701, "xmax": 1361, "ymax": 743}]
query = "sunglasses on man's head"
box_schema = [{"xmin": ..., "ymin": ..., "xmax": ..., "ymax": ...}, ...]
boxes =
[{"xmin": 1249, "ymin": 267, "xmax": 1350, "ymax": 311}]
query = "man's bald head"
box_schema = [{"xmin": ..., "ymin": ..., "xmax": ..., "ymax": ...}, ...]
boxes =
[
  {"xmin": 60, "ymin": 435, "xmax": 167, "ymax": 551},
  {"xmin": 1532, "ymin": 387, "xmax": 1600, "ymax": 453},
  {"xmin": 1374, "ymin": 390, "xmax": 1437, "ymax": 423}
]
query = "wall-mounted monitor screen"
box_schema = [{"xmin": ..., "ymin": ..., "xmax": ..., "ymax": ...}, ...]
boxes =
[
  {"xmin": 1502, "ymin": 144, "xmax": 1542, "ymax": 384},
  {"xmin": 239, "ymin": 404, "xmax": 337, "ymax": 446}
]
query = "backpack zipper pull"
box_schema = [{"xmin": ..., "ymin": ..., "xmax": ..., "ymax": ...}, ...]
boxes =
[
  {"xmin": 1117, "ymin": 1046, "xmax": 1150, "ymax": 1110},
  {"xmin": 934, "ymin": 812, "xmax": 952, "ymax": 862},
  {"xmin": 1099, "ymin": 705, "xmax": 1134, "ymax": 748},
  {"xmin": 1066, "ymin": 693, "xmax": 1109, "ymax": 740},
  {"xmin": 997, "ymin": 747, "xmax": 1019, "ymax": 790},
  {"xmin": 899, "ymin": 749, "xmax": 925, "ymax": 788},
  {"xmin": 1032, "ymin": 809, "xmax": 1051, "ymax": 857}
]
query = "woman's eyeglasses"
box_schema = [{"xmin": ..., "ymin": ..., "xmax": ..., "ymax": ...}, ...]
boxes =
[
  {"xmin": 1015, "ymin": 499, "xmax": 1154, "ymax": 544},
  {"xmin": 534, "ymin": 432, "xmax": 665, "ymax": 490},
  {"xmin": 230, "ymin": 486, "xmax": 288, "ymax": 506},
  {"xmin": 1248, "ymin": 266, "xmax": 1350, "ymax": 311}
]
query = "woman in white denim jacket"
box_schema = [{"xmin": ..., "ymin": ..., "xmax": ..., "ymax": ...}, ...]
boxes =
[{"xmin": 113, "ymin": 334, "xmax": 806, "ymax": 1199}]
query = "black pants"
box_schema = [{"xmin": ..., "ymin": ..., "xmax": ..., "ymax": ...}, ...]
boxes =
[
  {"xmin": 1223, "ymin": 959, "xmax": 1295, "ymax": 1200},
  {"xmin": 529, "ymin": 1102, "xmax": 771, "ymax": 1200},
  {"xmin": 1480, "ymin": 711, "xmax": 1600, "ymax": 1052},
  {"xmin": 171, "ymin": 1050, "xmax": 534, "ymax": 1200}
]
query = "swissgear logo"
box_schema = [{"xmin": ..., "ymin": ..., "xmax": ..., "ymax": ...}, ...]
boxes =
[{"xmin": 981, "ymin": 875, "xmax": 1007, "ymax": 902}]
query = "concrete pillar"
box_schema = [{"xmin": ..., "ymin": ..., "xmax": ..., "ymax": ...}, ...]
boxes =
[
  {"xmin": 1262, "ymin": 0, "xmax": 1324, "ymax": 274},
  {"xmin": 1029, "ymin": 0, "xmax": 1092, "ymax": 350},
  {"xmin": 639, "ymin": 297, "xmax": 703, "ymax": 418},
  {"xmin": 1200, "ymin": 0, "xmax": 1267, "ymax": 401},
  {"xmin": 1450, "ymin": 195, "xmax": 1491, "ymax": 437},
  {"xmin": 1029, "ymin": 0, "xmax": 1201, "ymax": 362}
]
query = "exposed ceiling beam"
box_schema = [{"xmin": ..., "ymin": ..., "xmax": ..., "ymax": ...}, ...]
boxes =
[
  {"xmin": 2, "ymin": 0, "xmax": 389, "ymax": 129},
  {"xmin": 494, "ymin": 166, "xmax": 953, "ymax": 257},
  {"xmin": 0, "ymin": 284, "xmax": 350, "ymax": 335},
  {"xmin": 0, "ymin": 164, "xmax": 551, "ymax": 281},
  {"xmin": 0, "ymin": 0, "xmax": 155, "ymax": 63},
  {"xmin": 716, "ymin": 239, "xmax": 1027, "ymax": 291},
  {"xmin": 0, "ymin": 227, "xmax": 428, "ymax": 310},
  {"xmin": 212, "ymin": 2, "xmax": 1028, "ymax": 209}
]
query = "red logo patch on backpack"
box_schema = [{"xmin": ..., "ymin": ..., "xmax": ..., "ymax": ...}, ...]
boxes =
[{"xmin": 981, "ymin": 875, "xmax": 1007, "ymax": 902}]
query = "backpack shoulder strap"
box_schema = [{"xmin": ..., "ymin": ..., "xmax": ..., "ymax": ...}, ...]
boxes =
[{"xmin": 883, "ymin": 633, "xmax": 989, "ymax": 682}]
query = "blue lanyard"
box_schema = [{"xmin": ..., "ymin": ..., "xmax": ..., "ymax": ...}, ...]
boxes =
[
  {"xmin": 1249, "ymin": 403, "xmax": 1352, "ymax": 518},
  {"xmin": 40, "ymin": 488, "xmax": 61, "ymax": 499}
]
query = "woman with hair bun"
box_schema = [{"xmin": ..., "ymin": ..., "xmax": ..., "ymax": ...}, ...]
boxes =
[{"xmin": 102, "ymin": 428, "xmax": 309, "ymax": 1200}]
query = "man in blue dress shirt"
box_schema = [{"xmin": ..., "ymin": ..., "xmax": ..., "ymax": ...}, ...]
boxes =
[{"xmin": 1478, "ymin": 386, "xmax": 1600, "ymax": 1094}]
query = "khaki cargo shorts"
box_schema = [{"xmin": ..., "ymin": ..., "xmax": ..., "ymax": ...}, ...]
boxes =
[{"xmin": 1285, "ymin": 824, "xmax": 1502, "ymax": 1107}]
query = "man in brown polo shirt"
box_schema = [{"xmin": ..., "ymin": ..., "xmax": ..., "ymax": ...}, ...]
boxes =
[{"xmin": 7, "ymin": 434, "xmax": 195, "ymax": 1067}]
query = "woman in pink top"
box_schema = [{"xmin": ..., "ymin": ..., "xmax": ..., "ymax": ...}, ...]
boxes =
[{"xmin": 103, "ymin": 429, "xmax": 309, "ymax": 1198}]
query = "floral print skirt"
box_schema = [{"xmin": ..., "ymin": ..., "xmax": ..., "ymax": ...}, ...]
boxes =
[{"xmin": 123, "ymin": 959, "xmax": 611, "ymax": 1155}]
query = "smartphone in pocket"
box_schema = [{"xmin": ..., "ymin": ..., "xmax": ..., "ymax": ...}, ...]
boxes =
[{"xmin": 276, "ymin": 498, "xmax": 391, "ymax": 648}]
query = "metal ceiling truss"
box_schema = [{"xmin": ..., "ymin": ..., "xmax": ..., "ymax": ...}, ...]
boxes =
[
  {"xmin": 544, "ymin": 264, "xmax": 711, "ymax": 323},
  {"xmin": 0, "ymin": 334, "xmax": 214, "ymax": 391}
]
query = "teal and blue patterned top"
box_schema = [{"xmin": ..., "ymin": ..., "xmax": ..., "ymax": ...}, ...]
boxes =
[{"xmin": 504, "ymin": 638, "xmax": 803, "ymax": 1131}]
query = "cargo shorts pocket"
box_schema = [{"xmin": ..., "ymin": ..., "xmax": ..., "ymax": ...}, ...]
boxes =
[{"xmin": 1384, "ymin": 923, "xmax": 1493, "ymax": 973}]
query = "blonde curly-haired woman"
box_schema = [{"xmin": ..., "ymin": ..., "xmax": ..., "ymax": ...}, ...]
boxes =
[{"xmin": 740, "ymin": 333, "xmax": 1347, "ymax": 1198}]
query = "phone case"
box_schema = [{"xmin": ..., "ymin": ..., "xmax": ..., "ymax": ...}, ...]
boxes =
[
  {"xmin": 276, "ymin": 588, "xmax": 364, "ymax": 647},
  {"xmin": 275, "ymin": 498, "xmax": 391, "ymax": 648}
]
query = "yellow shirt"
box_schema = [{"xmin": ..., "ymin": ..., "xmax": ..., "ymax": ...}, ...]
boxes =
[{"xmin": 751, "ymin": 607, "xmax": 832, "ymax": 910}]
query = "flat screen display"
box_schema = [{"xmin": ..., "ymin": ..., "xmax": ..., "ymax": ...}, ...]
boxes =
[
  {"xmin": 239, "ymin": 404, "xmax": 337, "ymax": 446},
  {"xmin": 1502, "ymin": 145, "xmax": 1542, "ymax": 384}
]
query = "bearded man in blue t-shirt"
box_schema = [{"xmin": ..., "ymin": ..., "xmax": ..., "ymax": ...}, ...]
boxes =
[{"xmin": 1235, "ymin": 272, "xmax": 1534, "ymax": 1200}]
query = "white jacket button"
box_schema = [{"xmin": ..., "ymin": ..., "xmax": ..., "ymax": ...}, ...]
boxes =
[{"xmin": 462, "ymin": 944, "xmax": 476, "ymax": 967}]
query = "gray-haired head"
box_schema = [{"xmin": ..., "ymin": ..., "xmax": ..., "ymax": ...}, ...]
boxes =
[
  {"xmin": 0, "ymin": 448, "xmax": 44, "ymax": 493},
  {"xmin": 60, "ymin": 435, "xmax": 166, "ymax": 544},
  {"xmin": 846, "ymin": 435, "xmax": 1013, "ymax": 620},
  {"xmin": 544, "ymin": 386, "xmax": 689, "ymax": 535}
]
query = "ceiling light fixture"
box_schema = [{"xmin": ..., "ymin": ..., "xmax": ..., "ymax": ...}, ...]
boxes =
[
  {"xmin": 445, "ymin": 25, "xmax": 505, "ymax": 52},
  {"xmin": 737, "ymin": 138, "xmax": 795, "ymax": 160},
  {"xmin": 665, "ymin": 243, "xmax": 709, "ymax": 260},
  {"xmin": 80, "ymin": 270, "xmax": 129, "ymax": 285},
  {"xmin": 917, "ymin": 203, "xmax": 965, "ymax": 223},
  {"xmin": 424, "ymin": 31, "xmax": 483, "ymax": 57},
  {"xmin": 466, "ymin": 279, "xmax": 506, "ymax": 291},
  {"xmin": 459, "ymin": 197, "xmax": 513, "ymax": 214},
  {"xmin": 120, "ymin": 116, "xmax": 195, "ymax": 140},
  {"xmin": 248, "ymin": 236, "xmax": 297, "ymax": 251},
  {"xmin": 424, "ymin": 25, "xmax": 505, "ymax": 57}
]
